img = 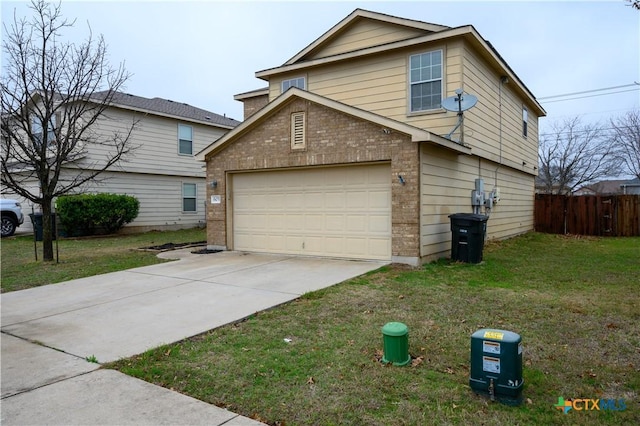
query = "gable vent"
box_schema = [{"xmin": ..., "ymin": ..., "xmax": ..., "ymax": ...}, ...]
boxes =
[{"xmin": 291, "ymin": 111, "xmax": 306, "ymax": 150}]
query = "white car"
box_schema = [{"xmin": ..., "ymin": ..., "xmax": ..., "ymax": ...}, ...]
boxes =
[{"xmin": 1, "ymin": 199, "xmax": 24, "ymax": 237}]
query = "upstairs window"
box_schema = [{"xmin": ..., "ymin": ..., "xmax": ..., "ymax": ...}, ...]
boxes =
[
  {"xmin": 522, "ymin": 106, "xmax": 528, "ymax": 138},
  {"xmin": 31, "ymin": 114, "xmax": 56, "ymax": 147},
  {"xmin": 409, "ymin": 50, "xmax": 443, "ymax": 112},
  {"xmin": 281, "ymin": 77, "xmax": 306, "ymax": 93},
  {"xmin": 182, "ymin": 183, "xmax": 197, "ymax": 212},
  {"xmin": 178, "ymin": 124, "xmax": 193, "ymax": 155}
]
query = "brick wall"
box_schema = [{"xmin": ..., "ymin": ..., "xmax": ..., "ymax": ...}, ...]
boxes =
[
  {"xmin": 205, "ymin": 97, "xmax": 421, "ymax": 259},
  {"xmin": 241, "ymin": 94, "xmax": 269, "ymax": 120}
]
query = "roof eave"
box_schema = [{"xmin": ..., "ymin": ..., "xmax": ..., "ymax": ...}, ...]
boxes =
[
  {"xmin": 196, "ymin": 88, "xmax": 471, "ymax": 161},
  {"xmin": 255, "ymin": 26, "xmax": 545, "ymax": 117},
  {"xmin": 86, "ymin": 99, "xmax": 237, "ymax": 129},
  {"xmin": 284, "ymin": 8, "xmax": 449, "ymax": 65}
]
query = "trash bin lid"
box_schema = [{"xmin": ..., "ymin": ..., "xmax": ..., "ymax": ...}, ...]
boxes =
[
  {"xmin": 382, "ymin": 322, "xmax": 409, "ymax": 336},
  {"xmin": 449, "ymin": 213, "xmax": 488, "ymax": 222}
]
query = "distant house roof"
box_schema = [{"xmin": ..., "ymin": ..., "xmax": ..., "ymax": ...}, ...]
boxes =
[
  {"xmin": 573, "ymin": 180, "xmax": 627, "ymax": 195},
  {"xmin": 622, "ymin": 177, "xmax": 640, "ymax": 186},
  {"xmin": 91, "ymin": 91, "xmax": 241, "ymax": 129}
]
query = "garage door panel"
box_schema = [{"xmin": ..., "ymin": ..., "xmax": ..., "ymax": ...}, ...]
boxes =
[
  {"xmin": 346, "ymin": 215, "xmax": 367, "ymax": 232},
  {"xmin": 268, "ymin": 215, "xmax": 285, "ymax": 231},
  {"xmin": 267, "ymin": 235, "xmax": 286, "ymax": 250},
  {"xmin": 369, "ymin": 215, "xmax": 391, "ymax": 233},
  {"xmin": 346, "ymin": 191, "xmax": 368, "ymax": 209},
  {"xmin": 232, "ymin": 164, "xmax": 391, "ymax": 260},
  {"xmin": 369, "ymin": 191, "xmax": 391, "ymax": 208},
  {"xmin": 325, "ymin": 215, "xmax": 344, "ymax": 231},
  {"xmin": 369, "ymin": 239, "xmax": 391, "ymax": 257},
  {"xmin": 285, "ymin": 236, "xmax": 304, "ymax": 251},
  {"xmin": 285, "ymin": 193, "xmax": 304, "ymax": 209},
  {"xmin": 305, "ymin": 214, "xmax": 324, "ymax": 230},
  {"xmin": 325, "ymin": 193, "xmax": 345, "ymax": 209}
]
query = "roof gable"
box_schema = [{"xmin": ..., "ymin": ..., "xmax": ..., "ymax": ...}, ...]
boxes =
[
  {"xmin": 196, "ymin": 88, "xmax": 469, "ymax": 161},
  {"xmin": 285, "ymin": 9, "xmax": 449, "ymax": 65}
]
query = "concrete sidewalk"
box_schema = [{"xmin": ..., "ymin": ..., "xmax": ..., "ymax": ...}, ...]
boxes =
[{"xmin": 1, "ymin": 250, "xmax": 387, "ymax": 425}]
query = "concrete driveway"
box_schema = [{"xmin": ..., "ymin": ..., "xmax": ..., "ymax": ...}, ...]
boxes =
[{"xmin": 1, "ymin": 250, "xmax": 387, "ymax": 425}]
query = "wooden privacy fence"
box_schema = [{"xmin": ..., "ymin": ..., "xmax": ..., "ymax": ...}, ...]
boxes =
[{"xmin": 535, "ymin": 194, "xmax": 640, "ymax": 236}]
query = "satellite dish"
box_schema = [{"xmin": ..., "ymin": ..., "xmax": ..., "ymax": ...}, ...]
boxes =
[
  {"xmin": 442, "ymin": 92, "xmax": 478, "ymax": 112},
  {"xmin": 442, "ymin": 89, "xmax": 479, "ymax": 144}
]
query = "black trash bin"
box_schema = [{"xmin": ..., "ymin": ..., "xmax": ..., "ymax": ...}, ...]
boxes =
[
  {"xmin": 449, "ymin": 213, "xmax": 488, "ymax": 263},
  {"xmin": 29, "ymin": 213, "xmax": 57, "ymax": 241}
]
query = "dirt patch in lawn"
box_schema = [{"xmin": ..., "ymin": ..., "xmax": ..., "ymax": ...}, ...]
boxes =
[{"xmin": 139, "ymin": 241, "xmax": 206, "ymax": 252}]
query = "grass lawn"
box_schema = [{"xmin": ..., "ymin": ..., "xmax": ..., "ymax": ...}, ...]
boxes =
[
  {"xmin": 108, "ymin": 233, "xmax": 640, "ymax": 425},
  {"xmin": 0, "ymin": 227, "xmax": 206, "ymax": 293}
]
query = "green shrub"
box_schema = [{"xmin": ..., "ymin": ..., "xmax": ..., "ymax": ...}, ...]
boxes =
[{"xmin": 57, "ymin": 193, "xmax": 139, "ymax": 236}]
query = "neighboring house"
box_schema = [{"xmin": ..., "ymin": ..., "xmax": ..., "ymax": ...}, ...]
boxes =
[
  {"xmin": 196, "ymin": 9, "xmax": 546, "ymax": 265},
  {"xmin": 2, "ymin": 91, "xmax": 240, "ymax": 233},
  {"xmin": 621, "ymin": 178, "xmax": 640, "ymax": 195},
  {"xmin": 573, "ymin": 180, "xmax": 626, "ymax": 196}
]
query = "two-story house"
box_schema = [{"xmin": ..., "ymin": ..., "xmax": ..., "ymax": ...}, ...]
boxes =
[
  {"xmin": 196, "ymin": 9, "xmax": 545, "ymax": 265},
  {"xmin": 3, "ymin": 91, "xmax": 240, "ymax": 233}
]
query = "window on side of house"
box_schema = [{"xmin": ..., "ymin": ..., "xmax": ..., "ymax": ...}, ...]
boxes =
[
  {"xmin": 182, "ymin": 183, "xmax": 197, "ymax": 212},
  {"xmin": 291, "ymin": 112, "xmax": 306, "ymax": 150},
  {"xmin": 409, "ymin": 50, "xmax": 443, "ymax": 112},
  {"xmin": 178, "ymin": 124, "xmax": 193, "ymax": 155},
  {"xmin": 281, "ymin": 77, "xmax": 306, "ymax": 93},
  {"xmin": 522, "ymin": 106, "xmax": 528, "ymax": 138},
  {"xmin": 31, "ymin": 114, "xmax": 57, "ymax": 147}
]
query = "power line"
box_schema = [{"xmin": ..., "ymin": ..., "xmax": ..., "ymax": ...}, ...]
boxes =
[
  {"xmin": 539, "ymin": 124, "xmax": 635, "ymax": 138},
  {"xmin": 538, "ymin": 83, "xmax": 640, "ymax": 100},
  {"xmin": 540, "ymin": 88, "xmax": 640, "ymax": 104}
]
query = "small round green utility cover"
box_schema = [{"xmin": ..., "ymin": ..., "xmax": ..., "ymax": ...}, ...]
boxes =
[
  {"xmin": 382, "ymin": 322, "xmax": 408, "ymax": 336},
  {"xmin": 381, "ymin": 322, "xmax": 410, "ymax": 366}
]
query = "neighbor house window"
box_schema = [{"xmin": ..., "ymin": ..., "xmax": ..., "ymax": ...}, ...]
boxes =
[
  {"xmin": 281, "ymin": 77, "xmax": 306, "ymax": 93},
  {"xmin": 178, "ymin": 124, "xmax": 193, "ymax": 155},
  {"xmin": 409, "ymin": 50, "xmax": 443, "ymax": 112},
  {"xmin": 31, "ymin": 114, "xmax": 56, "ymax": 147},
  {"xmin": 522, "ymin": 106, "xmax": 528, "ymax": 138},
  {"xmin": 182, "ymin": 183, "xmax": 197, "ymax": 212},
  {"xmin": 291, "ymin": 112, "xmax": 306, "ymax": 150}
]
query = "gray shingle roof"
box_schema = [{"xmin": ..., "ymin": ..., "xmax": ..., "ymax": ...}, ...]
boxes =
[{"xmin": 91, "ymin": 91, "xmax": 241, "ymax": 128}]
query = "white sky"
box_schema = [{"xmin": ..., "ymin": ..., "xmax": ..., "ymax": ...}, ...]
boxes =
[{"xmin": 2, "ymin": 0, "xmax": 639, "ymax": 135}]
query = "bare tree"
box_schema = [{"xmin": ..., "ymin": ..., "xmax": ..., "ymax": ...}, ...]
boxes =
[
  {"xmin": 611, "ymin": 109, "xmax": 640, "ymax": 180},
  {"xmin": 1, "ymin": 1, "xmax": 137, "ymax": 261},
  {"xmin": 538, "ymin": 117, "xmax": 621, "ymax": 194},
  {"xmin": 626, "ymin": 0, "xmax": 640, "ymax": 10}
]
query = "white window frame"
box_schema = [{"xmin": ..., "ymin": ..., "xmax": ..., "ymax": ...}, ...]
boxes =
[
  {"xmin": 178, "ymin": 124, "xmax": 193, "ymax": 155},
  {"xmin": 522, "ymin": 106, "xmax": 528, "ymax": 138},
  {"xmin": 31, "ymin": 114, "xmax": 57, "ymax": 147},
  {"xmin": 409, "ymin": 50, "xmax": 443, "ymax": 113},
  {"xmin": 281, "ymin": 77, "xmax": 306, "ymax": 93},
  {"xmin": 182, "ymin": 182, "xmax": 197, "ymax": 213}
]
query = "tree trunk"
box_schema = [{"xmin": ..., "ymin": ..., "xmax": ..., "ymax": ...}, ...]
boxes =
[{"xmin": 41, "ymin": 198, "xmax": 54, "ymax": 261}]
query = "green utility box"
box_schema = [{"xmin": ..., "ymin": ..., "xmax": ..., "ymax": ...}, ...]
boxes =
[
  {"xmin": 469, "ymin": 328, "xmax": 523, "ymax": 405},
  {"xmin": 449, "ymin": 213, "xmax": 488, "ymax": 263},
  {"xmin": 381, "ymin": 322, "xmax": 410, "ymax": 366}
]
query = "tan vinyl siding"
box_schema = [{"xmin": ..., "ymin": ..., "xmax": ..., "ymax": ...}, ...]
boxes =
[
  {"xmin": 420, "ymin": 144, "xmax": 534, "ymax": 259},
  {"xmin": 304, "ymin": 19, "xmax": 429, "ymax": 61},
  {"xmin": 460, "ymin": 43, "xmax": 539, "ymax": 171},
  {"xmin": 80, "ymin": 170, "xmax": 206, "ymax": 231},
  {"xmin": 270, "ymin": 41, "xmax": 463, "ymax": 137},
  {"xmin": 78, "ymin": 108, "xmax": 226, "ymax": 177}
]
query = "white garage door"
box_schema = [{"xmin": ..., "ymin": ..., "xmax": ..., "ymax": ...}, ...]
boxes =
[{"xmin": 232, "ymin": 164, "xmax": 391, "ymax": 260}]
